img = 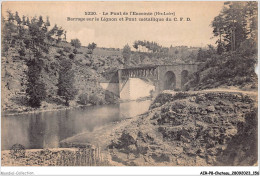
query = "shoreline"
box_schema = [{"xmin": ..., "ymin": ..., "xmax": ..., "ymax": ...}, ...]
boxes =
[
  {"xmin": 2, "ymin": 96, "xmax": 154, "ymax": 117},
  {"xmin": 2, "ymin": 100, "xmax": 121, "ymax": 117},
  {"xmin": 2, "ymin": 104, "xmax": 91, "ymax": 117}
]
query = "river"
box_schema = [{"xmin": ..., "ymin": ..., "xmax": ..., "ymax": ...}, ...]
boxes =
[{"xmin": 1, "ymin": 100, "xmax": 152, "ymax": 150}]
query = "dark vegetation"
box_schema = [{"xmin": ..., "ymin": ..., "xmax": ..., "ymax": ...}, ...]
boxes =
[
  {"xmin": 57, "ymin": 59, "xmax": 78, "ymax": 106},
  {"xmin": 123, "ymin": 42, "xmax": 198, "ymax": 67},
  {"xmin": 26, "ymin": 59, "xmax": 46, "ymax": 108},
  {"xmin": 187, "ymin": 2, "xmax": 257, "ymax": 90}
]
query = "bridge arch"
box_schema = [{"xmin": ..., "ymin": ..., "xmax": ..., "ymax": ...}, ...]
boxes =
[
  {"xmin": 163, "ymin": 71, "xmax": 176, "ymax": 90},
  {"xmin": 181, "ymin": 70, "xmax": 189, "ymax": 89}
]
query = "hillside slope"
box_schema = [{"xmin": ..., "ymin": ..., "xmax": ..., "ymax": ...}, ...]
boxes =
[{"xmin": 1, "ymin": 42, "xmax": 124, "ymax": 113}]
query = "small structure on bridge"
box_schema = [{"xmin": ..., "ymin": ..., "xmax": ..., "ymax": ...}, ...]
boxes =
[{"xmin": 118, "ymin": 64, "xmax": 198, "ymax": 100}]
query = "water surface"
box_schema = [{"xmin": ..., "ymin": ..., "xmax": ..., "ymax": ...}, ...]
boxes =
[{"xmin": 1, "ymin": 100, "xmax": 151, "ymax": 150}]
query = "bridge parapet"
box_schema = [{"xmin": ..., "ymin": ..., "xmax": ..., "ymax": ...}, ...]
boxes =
[{"xmin": 120, "ymin": 66, "xmax": 158, "ymax": 80}]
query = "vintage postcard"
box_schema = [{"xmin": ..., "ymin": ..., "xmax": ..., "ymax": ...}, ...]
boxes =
[{"xmin": 1, "ymin": 0, "xmax": 259, "ymax": 175}]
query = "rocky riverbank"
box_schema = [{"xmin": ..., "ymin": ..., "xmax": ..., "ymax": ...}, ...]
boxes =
[{"xmin": 107, "ymin": 91, "xmax": 258, "ymax": 166}]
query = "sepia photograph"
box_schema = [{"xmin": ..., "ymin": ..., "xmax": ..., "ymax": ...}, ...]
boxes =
[{"xmin": 0, "ymin": 0, "xmax": 258, "ymax": 174}]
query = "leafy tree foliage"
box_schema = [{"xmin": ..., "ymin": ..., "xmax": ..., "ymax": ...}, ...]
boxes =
[
  {"xmin": 57, "ymin": 59, "xmax": 78, "ymax": 106},
  {"xmin": 197, "ymin": 45, "xmax": 216, "ymax": 62},
  {"xmin": 87, "ymin": 42, "xmax": 97, "ymax": 54},
  {"xmin": 14, "ymin": 11, "xmax": 21, "ymax": 26},
  {"xmin": 70, "ymin": 39, "xmax": 81, "ymax": 48},
  {"xmin": 211, "ymin": 2, "xmax": 257, "ymax": 53},
  {"xmin": 87, "ymin": 42, "xmax": 97, "ymax": 50},
  {"xmin": 26, "ymin": 59, "xmax": 46, "ymax": 108},
  {"xmin": 189, "ymin": 2, "xmax": 258, "ymax": 90},
  {"xmin": 122, "ymin": 44, "xmax": 131, "ymax": 66},
  {"xmin": 133, "ymin": 40, "xmax": 165, "ymax": 53},
  {"xmin": 2, "ymin": 10, "xmax": 64, "ymax": 108}
]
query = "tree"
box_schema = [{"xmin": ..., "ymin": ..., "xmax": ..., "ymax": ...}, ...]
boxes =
[
  {"xmin": 87, "ymin": 42, "xmax": 97, "ymax": 54},
  {"xmin": 87, "ymin": 42, "xmax": 97, "ymax": 50},
  {"xmin": 2, "ymin": 11, "xmax": 70, "ymax": 108},
  {"xmin": 194, "ymin": 2, "xmax": 258, "ymax": 89},
  {"xmin": 244, "ymin": 2, "xmax": 257, "ymax": 42},
  {"xmin": 122, "ymin": 44, "xmax": 131, "ymax": 66},
  {"xmin": 21, "ymin": 13, "xmax": 51, "ymax": 107},
  {"xmin": 46, "ymin": 24, "xmax": 57, "ymax": 42},
  {"xmin": 196, "ymin": 45, "xmax": 216, "ymax": 62},
  {"xmin": 56, "ymin": 27, "xmax": 64, "ymax": 43},
  {"xmin": 26, "ymin": 59, "xmax": 46, "ymax": 108},
  {"xmin": 45, "ymin": 16, "xmax": 50, "ymax": 27},
  {"xmin": 37, "ymin": 16, "xmax": 44, "ymax": 27},
  {"xmin": 70, "ymin": 39, "xmax": 81, "ymax": 48},
  {"xmin": 211, "ymin": 2, "xmax": 250, "ymax": 52},
  {"xmin": 7, "ymin": 10, "xmax": 14, "ymax": 22},
  {"xmin": 26, "ymin": 17, "xmax": 30, "ymax": 26},
  {"xmin": 133, "ymin": 41, "xmax": 139, "ymax": 51},
  {"xmin": 133, "ymin": 40, "xmax": 162, "ymax": 53},
  {"xmin": 14, "ymin": 11, "xmax": 21, "ymax": 26},
  {"xmin": 212, "ymin": 14, "xmax": 225, "ymax": 54},
  {"xmin": 57, "ymin": 59, "xmax": 78, "ymax": 106},
  {"xmin": 2, "ymin": 15, "xmax": 17, "ymax": 55},
  {"xmin": 22, "ymin": 15, "xmax": 26, "ymax": 25}
]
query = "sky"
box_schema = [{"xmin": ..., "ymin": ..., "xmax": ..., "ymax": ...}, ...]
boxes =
[{"xmin": 2, "ymin": 1, "xmax": 224, "ymax": 48}]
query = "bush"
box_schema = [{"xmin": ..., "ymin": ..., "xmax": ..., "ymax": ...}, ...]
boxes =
[
  {"xmin": 73, "ymin": 48, "xmax": 78, "ymax": 54},
  {"xmin": 57, "ymin": 49, "xmax": 64, "ymax": 56},
  {"xmin": 105, "ymin": 91, "xmax": 117, "ymax": 104},
  {"xmin": 78, "ymin": 93, "xmax": 89, "ymax": 105},
  {"xmin": 69, "ymin": 53, "xmax": 75, "ymax": 60},
  {"xmin": 85, "ymin": 54, "xmax": 90, "ymax": 58},
  {"xmin": 18, "ymin": 47, "xmax": 26, "ymax": 57},
  {"xmin": 85, "ymin": 60, "xmax": 92, "ymax": 66},
  {"xmin": 89, "ymin": 95, "xmax": 100, "ymax": 105},
  {"xmin": 71, "ymin": 39, "xmax": 81, "ymax": 48},
  {"xmin": 92, "ymin": 64, "xmax": 98, "ymax": 70},
  {"xmin": 50, "ymin": 62, "xmax": 58, "ymax": 70},
  {"xmin": 87, "ymin": 49, "xmax": 93, "ymax": 54},
  {"xmin": 64, "ymin": 46, "xmax": 71, "ymax": 53}
]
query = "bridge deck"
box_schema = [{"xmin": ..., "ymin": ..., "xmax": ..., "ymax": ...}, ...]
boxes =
[{"xmin": 119, "ymin": 63, "xmax": 198, "ymax": 70}]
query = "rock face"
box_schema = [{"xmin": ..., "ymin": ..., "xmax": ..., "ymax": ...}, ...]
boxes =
[
  {"xmin": 2, "ymin": 56, "xmax": 28, "ymax": 112},
  {"xmin": 109, "ymin": 91, "xmax": 257, "ymax": 166}
]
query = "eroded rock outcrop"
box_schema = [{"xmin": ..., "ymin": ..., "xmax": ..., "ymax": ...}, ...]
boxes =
[{"xmin": 108, "ymin": 91, "xmax": 257, "ymax": 166}]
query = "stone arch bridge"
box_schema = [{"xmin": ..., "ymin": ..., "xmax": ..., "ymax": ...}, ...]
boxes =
[{"xmin": 117, "ymin": 64, "xmax": 198, "ymax": 100}]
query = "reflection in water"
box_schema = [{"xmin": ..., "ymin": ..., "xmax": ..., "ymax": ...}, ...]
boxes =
[
  {"xmin": 2, "ymin": 100, "xmax": 151, "ymax": 150},
  {"xmin": 28, "ymin": 114, "xmax": 46, "ymax": 149},
  {"xmin": 119, "ymin": 100, "xmax": 151, "ymax": 117}
]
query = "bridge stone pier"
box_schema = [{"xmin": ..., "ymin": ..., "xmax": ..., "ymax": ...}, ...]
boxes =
[{"xmin": 118, "ymin": 64, "xmax": 198, "ymax": 100}]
